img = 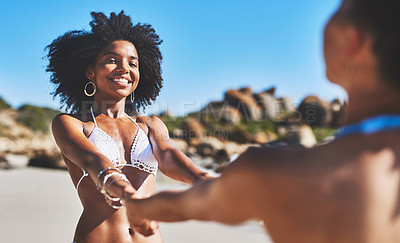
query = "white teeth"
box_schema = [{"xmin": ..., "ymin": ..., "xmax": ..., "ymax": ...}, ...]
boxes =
[{"xmin": 112, "ymin": 78, "xmax": 129, "ymax": 84}]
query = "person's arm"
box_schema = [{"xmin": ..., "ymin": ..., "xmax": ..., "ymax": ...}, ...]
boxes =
[
  {"xmin": 144, "ymin": 116, "xmax": 213, "ymax": 185},
  {"xmin": 124, "ymin": 149, "xmax": 262, "ymax": 229},
  {"xmin": 52, "ymin": 114, "xmax": 136, "ymax": 199}
]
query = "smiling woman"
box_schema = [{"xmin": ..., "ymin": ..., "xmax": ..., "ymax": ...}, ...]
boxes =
[
  {"xmin": 86, "ymin": 40, "xmax": 139, "ymax": 104},
  {"xmin": 46, "ymin": 11, "xmax": 212, "ymax": 243},
  {"xmin": 46, "ymin": 11, "xmax": 163, "ymax": 115}
]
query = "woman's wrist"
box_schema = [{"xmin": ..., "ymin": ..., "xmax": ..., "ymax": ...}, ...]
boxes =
[
  {"xmin": 121, "ymin": 184, "xmax": 136, "ymax": 199},
  {"xmin": 95, "ymin": 169, "xmax": 134, "ymax": 209},
  {"xmin": 193, "ymin": 171, "xmax": 215, "ymax": 185}
]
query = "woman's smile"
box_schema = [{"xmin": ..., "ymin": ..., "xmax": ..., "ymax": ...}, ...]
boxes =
[{"xmin": 109, "ymin": 77, "xmax": 133, "ymax": 88}]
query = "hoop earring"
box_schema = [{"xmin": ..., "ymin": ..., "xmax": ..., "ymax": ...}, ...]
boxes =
[
  {"xmin": 130, "ymin": 93, "xmax": 135, "ymax": 103},
  {"xmin": 84, "ymin": 80, "xmax": 96, "ymax": 97}
]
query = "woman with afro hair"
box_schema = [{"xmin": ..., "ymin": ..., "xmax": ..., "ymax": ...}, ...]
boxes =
[{"xmin": 47, "ymin": 11, "xmax": 211, "ymax": 243}]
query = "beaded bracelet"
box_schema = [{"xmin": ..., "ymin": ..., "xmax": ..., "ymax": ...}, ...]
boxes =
[
  {"xmin": 95, "ymin": 167, "xmax": 122, "ymax": 190},
  {"xmin": 104, "ymin": 194, "xmax": 124, "ymax": 209},
  {"xmin": 100, "ymin": 173, "xmax": 130, "ymax": 209},
  {"xmin": 100, "ymin": 172, "xmax": 123, "ymax": 194},
  {"xmin": 103, "ymin": 179, "xmax": 128, "ymax": 209},
  {"xmin": 103, "ymin": 174, "xmax": 130, "ymax": 195}
]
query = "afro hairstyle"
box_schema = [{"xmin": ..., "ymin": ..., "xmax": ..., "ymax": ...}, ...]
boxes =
[{"xmin": 46, "ymin": 11, "xmax": 163, "ymax": 114}]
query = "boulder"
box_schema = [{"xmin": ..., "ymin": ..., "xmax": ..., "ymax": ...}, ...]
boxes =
[
  {"xmin": 224, "ymin": 89, "xmax": 262, "ymax": 121},
  {"xmin": 180, "ymin": 118, "xmax": 206, "ymax": 144},
  {"xmin": 277, "ymin": 96, "xmax": 296, "ymax": 114},
  {"xmin": 196, "ymin": 137, "xmax": 225, "ymax": 157},
  {"xmin": 170, "ymin": 138, "xmax": 189, "ymax": 154},
  {"xmin": 276, "ymin": 125, "xmax": 289, "ymax": 137},
  {"xmin": 263, "ymin": 87, "xmax": 276, "ymax": 96},
  {"xmin": 252, "ymin": 131, "xmax": 277, "ymax": 144},
  {"xmin": 28, "ymin": 149, "xmax": 66, "ymax": 170},
  {"xmin": 287, "ymin": 125, "xmax": 317, "ymax": 148},
  {"xmin": 254, "ymin": 92, "xmax": 277, "ymax": 120},
  {"xmin": 227, "ymin": 128, "xmax": 253, "ymax": 144},
  {"xmin": 298, "ymin": 96, "xmax": 332, "ymax": 127},
  {"xmin": 200, "ymin": 101, "xmax": 242, "ymax": 125},
  {"xmin": 171, "ymin": 128, "xmax": 185, "ymax": 139},
  {"xmin": 214, "ymin": 149, "xmax": 230, "ymax": 164},
  {"xmin": 186, "ymin": 146, "xmax": 198, "ymax": 156},
  {"xmin": 221, "ymin": 141, "xmax": 253, "ymax": 156},
  {"xmin": 0, "ymin": 151, "xmax": 11, "ymax": 169},
  {"xmin": 238, "ymin": 87, "xmax": 253, "ymax": 96}
]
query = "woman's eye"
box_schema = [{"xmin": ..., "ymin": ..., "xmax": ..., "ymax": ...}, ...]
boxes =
[
  {"xmin": 106, "ymin": 58, "xmax": 116, "ymax": 63},
  {"xmin": 129, "ymin": 62, "xmax": 137, "ymax": 67}
]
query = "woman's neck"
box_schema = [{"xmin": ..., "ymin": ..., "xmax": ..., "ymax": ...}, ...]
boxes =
[
  {"xmin": 345, "ymin": 85, "xmax": 400, "ymax": 125},
  {"xmin": 92, "ymin": 97, "xmax": 127, "ymax": 118}
]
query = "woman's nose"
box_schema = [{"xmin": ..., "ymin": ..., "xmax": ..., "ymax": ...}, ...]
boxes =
[{"xmin": 117, "ymin": 62, "xmax": 129, "ymax": 73}]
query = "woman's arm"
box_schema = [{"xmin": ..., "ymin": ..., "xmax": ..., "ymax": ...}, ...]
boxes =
[
  {"xmin": 124, "ymin": 150, "xmax": 262, "ymax": 230},
  {"xmin": 145, "ymin": 116, "xmax": 213, "ymax": 185},
  {"xmin": 52, "ymin": 113, "xmax": 135, "ymax": 198}
]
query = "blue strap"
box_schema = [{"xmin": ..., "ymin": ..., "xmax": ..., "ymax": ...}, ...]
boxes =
[{"xmin": 336, "ymin": 115, "xmax": 400, "ymax": 138}]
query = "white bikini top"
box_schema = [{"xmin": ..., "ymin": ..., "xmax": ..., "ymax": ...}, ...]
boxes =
[{"xmin": 75, "ymin": 107, "xmax": 158, "ymax": 190}]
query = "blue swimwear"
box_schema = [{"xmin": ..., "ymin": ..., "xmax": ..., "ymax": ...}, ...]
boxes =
[{"xmin": 335, "ymin": 115, "xmax": 400, "ymax": 138}]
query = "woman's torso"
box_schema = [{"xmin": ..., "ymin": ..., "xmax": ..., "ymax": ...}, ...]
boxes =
[{"xmin": 63, "ymin": 111, "xmax": 162, "ymax": 243}]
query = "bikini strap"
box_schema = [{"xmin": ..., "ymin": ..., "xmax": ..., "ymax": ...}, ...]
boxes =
[
  {"xmin": 90, "ymin": 107, "xmax": 98, "ymax": 127},
  {"xmin": 125, "ymin": 114, "xmax": 140, "ymax": 129}
]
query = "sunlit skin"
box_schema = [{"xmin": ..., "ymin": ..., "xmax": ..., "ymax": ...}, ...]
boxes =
[
  {"xmin": 124, "ymin": 1, "xmax": 400, "ymax": 242},
  {"xmin": 52, "ymin": 40, "xmax": 212, "ymax": 243}
]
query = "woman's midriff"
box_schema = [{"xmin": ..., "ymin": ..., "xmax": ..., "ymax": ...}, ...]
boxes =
[
  {"xmin": 68, "ymin": 163, "xmax": 161, "ymax": 243},
  {"xmin": 74, "ymin": 206, "xmax": 162, "ymax": 243}
]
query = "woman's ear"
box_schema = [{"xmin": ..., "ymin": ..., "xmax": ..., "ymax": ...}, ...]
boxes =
[{"xmin": 85, "ymin": 66, "xmax": 95, "ymax": 80}]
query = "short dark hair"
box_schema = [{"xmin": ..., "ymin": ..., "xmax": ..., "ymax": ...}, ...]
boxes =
[
  {"xmin": 345, "ymin": 0, "xmax": 400, "ymax": 89},
  {"xmin": 46, "ymin": 11, "xmax": 163, "ymax": 114}
]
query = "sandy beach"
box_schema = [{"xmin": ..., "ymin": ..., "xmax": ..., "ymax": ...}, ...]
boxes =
[{"xmin": 0, "ymin": 154, "xmax": 271, "ymax": 243}]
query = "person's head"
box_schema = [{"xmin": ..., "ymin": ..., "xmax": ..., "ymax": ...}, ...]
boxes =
[
  {"xmin": 324, "ymin": 0, "xmax": 400, "ymax": 91},
  {"xmin": 46, "ymin": 11, "xmax": 163, "ymax": 114}
]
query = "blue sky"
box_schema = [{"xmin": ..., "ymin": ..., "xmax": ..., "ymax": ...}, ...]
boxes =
[{"xmin": 0, "ymin": 0, "xmax": 343, "ymax": 116}]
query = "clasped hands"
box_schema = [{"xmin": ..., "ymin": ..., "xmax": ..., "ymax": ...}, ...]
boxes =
[
  {"xmin": 122, "ymin": 172, "xmax": 214, "ymax": 236},
  {"xmin": 122, "ymin": 188, "xmax": 158, "ymax": 236}
]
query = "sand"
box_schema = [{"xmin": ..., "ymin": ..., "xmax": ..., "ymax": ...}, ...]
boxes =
[{"xmin": 0, "ymin": 154, "xmax": 271, "ymax": 243}]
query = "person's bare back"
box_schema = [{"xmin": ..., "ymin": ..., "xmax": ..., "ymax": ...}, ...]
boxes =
[{"xmin": 249, "ymin": 132, "xmax": 400, "ymax": 242}]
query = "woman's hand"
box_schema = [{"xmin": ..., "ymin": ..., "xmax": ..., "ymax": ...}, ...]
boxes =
[
  {"xmin": 193, "ymin": 171, "xmax": 215, "ymax": 185},
  {"xmin": 123, "ymin": 194, "xmax": 159, "ymax": 236}
]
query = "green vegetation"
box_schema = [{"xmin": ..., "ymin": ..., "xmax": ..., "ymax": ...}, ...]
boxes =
[
  {"xmin": 312, "ymin": 127, "xmax": 338, "ymax": 142},
  {"xmin": 238, "ymin": 120, "xmax": 276, "ymax": 134},
  {"xmin": 162, "ymin": 116, "xmax": 185, "ymax": 134},
  {"xmin": 17, "ymin": 105, "xmax": 60, "ymax": 133},
  {"xmin": 0, "ymin": 96, "xmax": 11, "ymax": 110}
]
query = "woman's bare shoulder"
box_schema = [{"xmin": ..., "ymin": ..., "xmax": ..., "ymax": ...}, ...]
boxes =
[
  {"xmin": 135, "ymin": 115, "xmax": 163, "ymax": 125},
  {"xmin": 135, "ymin": 115, "xmax": 166, "ymax": 133},
  {"xmin": 52, "ymin": 113, "xmax": 88, "ymax": 135}
]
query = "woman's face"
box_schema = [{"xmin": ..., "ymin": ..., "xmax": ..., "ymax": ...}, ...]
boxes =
[
  {"xmin": 323, "ymin": 0, "xmax": 352, "ymax": 87},
  {"xmin": 89, "ymin": 40, "xmax": 140, "ymax": 101}
]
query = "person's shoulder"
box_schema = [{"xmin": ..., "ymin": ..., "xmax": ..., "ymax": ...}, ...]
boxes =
[
  {"xmin": 132, "ymin": 115, "xmax": 166, "ymax": 136},
  {"xmin": 136, "ymin": 115, "xmax": 166, "ymax": 130},
  {"xmin": 52, "ymin": 113, "xmax": 84, "ymax": 130},
  {"xmin": 323, "ymin": 132, "xmax": 399, "ymax": 158},
  {"xmin": 136, "ymin": 115, "xmax": 163, "ymax": 125},
  {"xmin": 53, "ymin": 112, "xmax": 83, "ymax": 123}
]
